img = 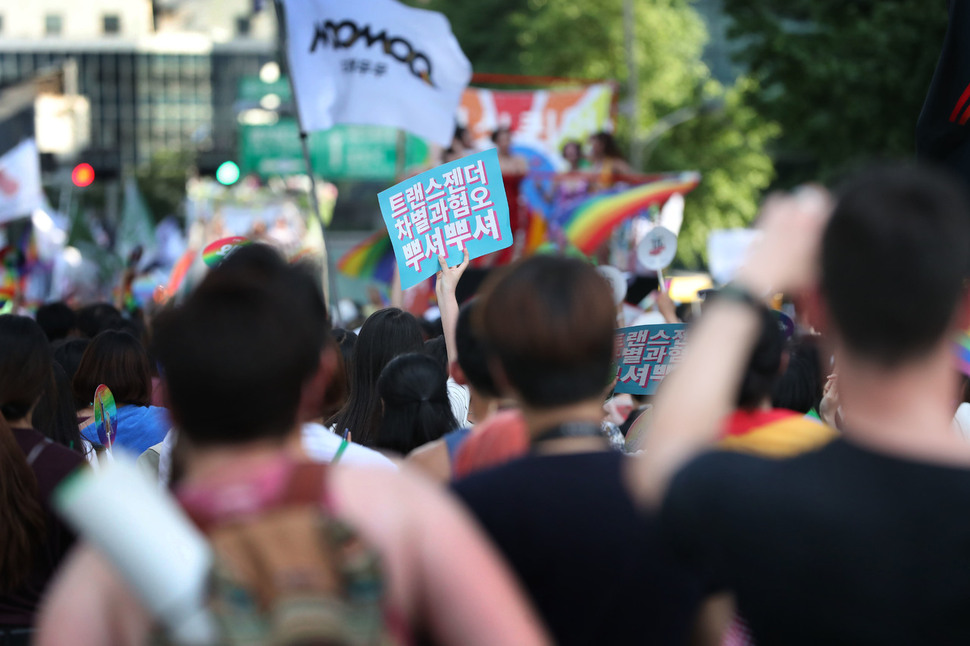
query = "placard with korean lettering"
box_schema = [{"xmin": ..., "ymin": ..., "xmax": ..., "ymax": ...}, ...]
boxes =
[
  {"xmin": 377, "ymin": 148, "xmax": 512, "ymax": 289},
  {"xmin": 613, "ymin": 323, "xmax": 687, "ymax": 395}
]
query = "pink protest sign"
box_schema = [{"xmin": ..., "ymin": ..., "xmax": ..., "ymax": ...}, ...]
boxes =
[
  {"xmin": 613, "ymin": 323, "xmax": 687, "ymax": 395},
  {"xmin": 377, "ymin": 148, "xmax": 512, "ymax": 289}
]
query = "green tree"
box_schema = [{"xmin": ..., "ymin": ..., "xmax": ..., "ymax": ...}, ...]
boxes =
[
  {"xmin": 415, "ymin": 0, "xmax": 778, "ymax": 267},
  {"xmin": 723, "ymin": 0, "xmax": 948, "ymax": 186},
  {"xmin": 134, "ymin": 149, "xmax": 195, "ymax": 223}
]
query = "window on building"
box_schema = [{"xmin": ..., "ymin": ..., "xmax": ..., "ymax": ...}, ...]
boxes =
[
  {"xmin": 236, "ymin": 17, "xmax": 251, "ymax": 37},
  {"xmin": 103, "ymin": 14, "xmax": 121, "ymax": 35},
  {"xmin": 45, "ymin": 14, "xmax": 63, "ymax": 36}
]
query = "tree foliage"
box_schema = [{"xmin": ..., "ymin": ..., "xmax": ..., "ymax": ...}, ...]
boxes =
[
  {"xmin": 722, "ymin": 0, "xmax": 949, "ymax": 185},
  {"xmin": 414, "ymin": 0, "xmax": 778, "ymax": 267},
  {"xmin": 134, "ymin": 149, "xmax": 195, "ymax": 223}
]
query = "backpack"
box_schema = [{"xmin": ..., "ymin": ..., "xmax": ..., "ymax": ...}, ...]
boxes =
[{"xmin": 163, "ymin": 461, "xmax": 404, "ymax": 646}]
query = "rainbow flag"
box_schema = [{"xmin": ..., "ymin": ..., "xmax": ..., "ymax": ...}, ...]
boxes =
[
  {"xmin": 337, "ymin": 230, "xmax": 395, "ymax": 283},
  {"xmin": 562, "ymin": 172, "xmax": 700, "ymax": 255},
  {"xmin": 955, "ymin": 332, "xmax": 970, "ymax": 376}
]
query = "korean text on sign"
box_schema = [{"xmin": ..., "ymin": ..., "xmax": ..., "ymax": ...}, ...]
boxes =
[
  {"xmin": 612, "ymin": 323, "xmax": 687, "ymax": 395},
  {"xmin": 377, "ymin": 148, "xmax": 512, "ymax": 289}
]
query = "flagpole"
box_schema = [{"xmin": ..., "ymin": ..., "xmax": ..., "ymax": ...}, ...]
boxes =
[{"xmin": 274, "ymin": 0, "xmax": 342, "ymax": 322}]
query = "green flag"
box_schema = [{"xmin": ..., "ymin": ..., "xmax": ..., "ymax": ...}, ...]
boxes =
[{"xmin": 116, "ymin": 178, "xmax": 156, "ymax": 263}]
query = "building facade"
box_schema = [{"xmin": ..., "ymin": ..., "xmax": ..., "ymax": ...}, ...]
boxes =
[{"xmin": 0, "ymin": 0, "xmax": 277, "ymax": 175}]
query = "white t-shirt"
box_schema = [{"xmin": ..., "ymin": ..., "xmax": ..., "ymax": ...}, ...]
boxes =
[
  {"xmin": 954, "ymin": 402, "xmax": 970, "ymax": 440},
  {"xmin": 301, "ymin": 423, "xmax": 398, "ymax": 469},
  {"xmin": 447, "ymin": 378, "xmax": 470, "ymax": 428},
  {"xmin": 147, "ymin": 423, "xmax": 397, "ymax": 486}
]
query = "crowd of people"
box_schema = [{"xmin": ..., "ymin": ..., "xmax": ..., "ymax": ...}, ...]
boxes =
[{"xmin": 2, "ymin": 162, "xmax": 970, "ymax": 645}]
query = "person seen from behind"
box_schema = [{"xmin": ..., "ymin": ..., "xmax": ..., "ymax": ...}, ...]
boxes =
[
  {"xmin": 36, "ymin": 244, "xmax": 549, "ymax": 646},
  {"xmin": 636, "ymin": 165, "xmax": 970, "ymax": 644}
]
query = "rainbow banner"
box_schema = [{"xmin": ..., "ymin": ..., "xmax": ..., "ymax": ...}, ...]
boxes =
[
  {"xmin": 562, "ymin": 172, "xmax": 700, "ymax": 255},
  {"xmin": 337, "ymin": 230, "xmax": 396, "ymax": 283}
]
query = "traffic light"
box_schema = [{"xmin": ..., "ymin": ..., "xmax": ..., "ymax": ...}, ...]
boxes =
[
  {"xmin": 71, "ymin": 163, "xmax": 95, "ymax": 188},
  {"xmin": 216, "ymin": 161, "xmax": 240, "ymax": 186}
]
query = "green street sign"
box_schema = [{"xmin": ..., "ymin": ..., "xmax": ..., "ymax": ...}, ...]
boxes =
[
  {"xmin": 236, "ymin": 76, "xmax": 430, "ymax": 180},
  {"xmin": 239, "ymin": 119, "xmax": 430, "ymax": 180}
]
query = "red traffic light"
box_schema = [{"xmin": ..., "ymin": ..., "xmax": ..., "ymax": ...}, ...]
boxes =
[{"xmin": 72, "ymin": 163, "xmax": 95, "ymax": 188}]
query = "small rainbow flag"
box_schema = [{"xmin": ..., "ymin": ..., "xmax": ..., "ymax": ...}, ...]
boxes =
[
  {"xmin": 955, "ymin": 332, "xmax": 970, "ymax": 376},
  {"xmin": 337, "ymin": 230, "xmax": 395, "ymax": 283},
  {"xmin": 562, "ymin": 172, "xmax": 700, "ymax": 255}
]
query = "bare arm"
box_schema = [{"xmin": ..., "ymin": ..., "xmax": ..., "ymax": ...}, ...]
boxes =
[
  {"xmin": 333, "ymin": 466, "xmax": 549, "ymax": 645},
  {"xmin": 435, "ymin": 249, "xmax": 470, "ymax": 366},
  {"xmin": 404, "ymin": 439, "xmax": 452, "ymax": 483},
  {"xmin": 632, "ymin": 189, "xmax": 832, "ymax": 506},
  {"xmin": 36, "ymin": 545, "xmax": 153, "ymax": 646}
]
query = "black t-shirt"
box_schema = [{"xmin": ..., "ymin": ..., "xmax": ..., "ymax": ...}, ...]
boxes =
[
  {"xmin": 453, "ymin": 450, "xmax": 703, "ymax": 646},
  {"xmin": 663, "ymin": 438, "xmax": 970, "ymax": 645}
]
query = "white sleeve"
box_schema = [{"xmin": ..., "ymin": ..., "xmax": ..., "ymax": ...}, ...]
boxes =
[{"xmin": 446, "ymin": 378, "xmax": 470, "ymax": 428}]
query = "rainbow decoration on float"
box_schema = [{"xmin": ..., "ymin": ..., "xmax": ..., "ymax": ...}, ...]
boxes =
[
  {"xmin": 562, "ymin": 172, "xmax": 701, "ymax": 255},
  {"xmin": 337, "ymin": 230, "xmax": 395, "ymax": 283},
  {"xmin": 202, "ymin": 237, "xmax": 251, "ymax": 268}
]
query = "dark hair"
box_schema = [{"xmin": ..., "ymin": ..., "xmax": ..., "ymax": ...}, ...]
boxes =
[
  {"xmin": 456, "ymin": 299, "xmax": 499, "ymax": 397},
  {"xmin": 72, "ymin": 331, "xmax": 153, "ymax": 410},
  {"xmin": 328, "ymin": 308, "xmax": 424, "ymax": 446},
  {"xmin": 0, "ymin": 316, "xmax": 49, "ymax": 591},
  {"xmin": 0, "ymin": 315, "xmax": 53, "ymax": 420},
  {"xmin": 491, "ymin": 127, "xmax": 512, "ymax": 144},
  {"xmin": 420, "ymin": 316, "xmax": 444, "ymax": 340},
  {"xmin": 772, "ymin": 337, "xmax": 824, "ymax": 414},
  {"xmin": 424, "ymin": 336, "xmax": 448, "ymax": 374},
  {"xmin": 590, "ymin": 131, "xmax": 625, "ymax": 160},
  {"xmin": 730, "ymin": 304, "xmax": 785, "ymax": 409},
  {"xmin": 330, "ymin": 327, "xmax": 357, "ymax": 398},
  {"xmin": 102, "ymin": 315, "xmax": 148, "ymax": 348},
  {"xmin": 332, "ymin": 328, "xmax": 357, "ymax": 375},
  {"xmin": 52, "ymin": 338, "xmax": 90, "ymax": 382},
  {"xmin": 75, "ymin": 303, "xmax": 121, "ymax": 339},
  {"xmin": 476, "ymin": 256, "xmax": 616, "ymax": 408},
  {"xmin": 561, "ymin": 140, "xmax": 582, "ymax": 159},
  {"xmin": 153, "ymin": 244, "xmax": 329, "ymax": 446},
  {"xmin": 822, "ymin": 165, "xmax": 970, "ymax": 366},
  {"xmin": 376, "ymin": 353, "xmax": 457, "ymax": 455},
  {"xmin": 33, "ymin": 362, "xmax": 85, "ymax": 455},
  {"xmin": 36, "ymin": 302, "xmax": 76, "ymax": 342}
]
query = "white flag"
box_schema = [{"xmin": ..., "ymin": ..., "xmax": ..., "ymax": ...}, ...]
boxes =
[
  {"xmin": 282, "ymin": 0, "xmax": 472, "ymax": 146},
  {"xmin": 0, "ymin": 139, "xmax": 43, "ymax": 224}
]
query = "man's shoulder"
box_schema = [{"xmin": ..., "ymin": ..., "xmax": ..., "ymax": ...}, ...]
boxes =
[
  {"xmin": 454, "ymin": 451, "xmax": 623, "ymax": 510},
  {"xmin": 664, "ymin": 443, "xmax": 839, "ymax": 521}
]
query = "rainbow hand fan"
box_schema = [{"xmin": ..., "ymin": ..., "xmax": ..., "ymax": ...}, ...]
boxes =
[
  {"xmin": 562, "ymin": 172, "xmax": 700, "ymax": 255},
  {"xmin": 94, "ymin": 384, "xmax": 118, "ymax": 450}
]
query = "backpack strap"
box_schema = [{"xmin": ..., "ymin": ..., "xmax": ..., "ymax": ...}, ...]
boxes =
[{"xmin": 25, "ymin": 438, "xmax": 50, "ymax": 467}]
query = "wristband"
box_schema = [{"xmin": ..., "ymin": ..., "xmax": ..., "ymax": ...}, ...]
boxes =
[{"xmin": 716, "ymin": 283, "xmax": 766, "ymax": 312}]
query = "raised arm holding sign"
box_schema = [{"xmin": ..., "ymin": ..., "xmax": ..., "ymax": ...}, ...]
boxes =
[{"xmin": 378, "ymin": 148, "xmax": 513, "ymax": 289}]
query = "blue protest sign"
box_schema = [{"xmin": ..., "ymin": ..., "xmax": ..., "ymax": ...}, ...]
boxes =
[
  {"xmin": 377, "ymin": 148, "xmax": 512, "ymax": 289},
  {"xmin": 613, "ymin": 323, "xmax": 687, "ymax": 395}
]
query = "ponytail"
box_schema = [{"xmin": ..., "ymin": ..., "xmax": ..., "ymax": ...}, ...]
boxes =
[{"xmin": 0, "ymin": 413, "xmax": 46, "ymax": 592}]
